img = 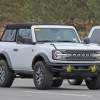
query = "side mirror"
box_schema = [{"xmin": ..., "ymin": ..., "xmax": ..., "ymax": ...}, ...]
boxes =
[
  {"xmin": 23, "ymin": 37, "xmax": 33, "ymax": 44},
  {"xmin": 83, "ymin": 37, "xmax": 90, "ymax": 44},
  {"xmin": 16, "ymin": 36, "xmax": 35, "ymax": 44},
  {"xmin": 22, "ymin": 37, "xmax": 36, "ymax": 45}
]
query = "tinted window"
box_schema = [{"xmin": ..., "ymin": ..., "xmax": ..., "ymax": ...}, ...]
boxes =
[
  {"xmin": 16, "ymin": 29, "xmax": 32, "ymax": 44},
  {"xmin": 35, "ymin": 28, "xmax": 79, "ymax": 43},
  {"xmin": 2, "ymin": 29, "xmax": 16, "ymax": 42},
  {"xmin": 90, "ymin": 29, "xmax": 100, "ymax": 44}
]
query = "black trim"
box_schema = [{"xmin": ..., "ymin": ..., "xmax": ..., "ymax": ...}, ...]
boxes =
[
  {"xmin": 47, "ymin": 62, "xmax": 100, "ymax": 78},
  {"xmin": 5, "ymin": 24, "xmax": 72, "ymax": 29},
  {"xmin": 5, "ymin": 24, "xmax": 33, "ymax": 29},
  {"xmin": 39, "ymin": 53, "xmax": 50, "ymax": 63},
  {"xmin": 33, "ymin": 53, "xmax": 50, "ymax": 65},
  {"xmin": 48, "ymin": 62, "xmax": 100, "ymax": 66},
  {"xmin": 60, "ymin": 71, "xmax": 98, "ymax": 79},
  {"xmin": 5, "ymin": 23, "xmax": 72, "ymax": 29},
  {"xmin": 14, "ymin": 70, "xmax": 33, "ymax": 78},
  {"xmin": 0, "ymin": 52, "xmax": 13, "ymax": 69}
]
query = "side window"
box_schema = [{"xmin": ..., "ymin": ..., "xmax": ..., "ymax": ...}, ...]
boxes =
[
  {"xmin": 90, "ymin": 29, "xmax": 100, "ymax": 44},
  {"xmin": 2, "ymin": 29, "xmax": 16, "ymax": 42},
  {"xmin": 16, "ymin": 29, "xmax": 32, "ymax": 44}
]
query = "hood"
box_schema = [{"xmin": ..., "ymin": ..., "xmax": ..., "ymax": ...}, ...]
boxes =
[
  {"xmin": 53, "ymin": 43, "xmax": 100, "ymax": 50},
  {"xmin": 41, "ymin": 42, "xmax": 100, "ymax": 50}
]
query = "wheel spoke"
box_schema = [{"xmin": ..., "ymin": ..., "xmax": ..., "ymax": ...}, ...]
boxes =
[
  {"xmin": 0, "ymin": 65, "xmax": 5, "ymax": 82},
  {"xmin": 36, "ymin": 66, "xmax": 44, "ymax": 85}
]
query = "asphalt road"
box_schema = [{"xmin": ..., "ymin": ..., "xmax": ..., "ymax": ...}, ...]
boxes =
[{"xmin": 0, "ymin": 79, "xmax": 100, "ymax": 100}]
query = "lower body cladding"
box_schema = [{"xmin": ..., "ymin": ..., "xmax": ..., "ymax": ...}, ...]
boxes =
[{"xmin": 48, "ymin": 63, "xmax": 100, "ymax": 79}]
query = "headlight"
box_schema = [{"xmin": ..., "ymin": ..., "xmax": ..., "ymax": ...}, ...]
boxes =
[
  {"xmin": 92, "ymin": 52, "xmax": 100, "ymax": 57},
  {"xmin": 52, "ymin": 50, "xmax": 62, "ymax": 60}
]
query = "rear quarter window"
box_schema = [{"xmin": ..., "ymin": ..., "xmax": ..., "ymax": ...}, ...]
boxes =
[{"xmin": 1, "ymin": 29, "xmax": 16, "ymax": 42}]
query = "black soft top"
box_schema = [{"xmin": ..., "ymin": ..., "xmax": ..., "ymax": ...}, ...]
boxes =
[{"xmin": 5, "ymin": 23, "xmax": 33, "ymax": 29}]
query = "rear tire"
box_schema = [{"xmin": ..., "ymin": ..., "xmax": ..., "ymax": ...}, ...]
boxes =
[
  {"xmin": 34, "ymin": 61, "xmax": 53, "ymax": 90},
  {"xmin": 67, "ymin": 78, "xmax": 83, "ymax": 85},
  {"xmin": 52, "ymin": 79, "xmax": 63, "ymax": 88},
  {"xmin": 85, "ymin": 74, "xmax": 100, "ymax": 90},
  {"xmin": 0, "ymin": 60, "xmax": 14, "ymax": 87}
]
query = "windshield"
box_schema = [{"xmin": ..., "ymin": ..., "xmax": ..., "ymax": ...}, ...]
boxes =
[{"xmin": 35, "ymin": 28, "xmax": 80, "ymax": 43}]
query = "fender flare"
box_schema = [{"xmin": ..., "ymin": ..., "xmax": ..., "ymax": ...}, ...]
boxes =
[
  {"xmin": 0, "ymin": 51, "xmax": 12, "ymax": 69},
  {"xmin": 32, "ymin": 53, "xmax": 50, "ymax": 66}
]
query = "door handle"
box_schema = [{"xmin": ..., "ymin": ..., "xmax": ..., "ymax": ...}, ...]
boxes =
[{"xmin": 13, "ymin": 48, "xmax": 18, "ymax": 52}]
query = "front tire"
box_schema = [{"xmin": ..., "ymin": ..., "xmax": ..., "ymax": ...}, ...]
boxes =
[
  {"xmin": 34, "ymin": 61, "xmax": 53, "ymax": 90},
  {"xmin": 0, "ymin": 60, "xmax": 14, "ymax": 87},
  {"xmin": 85, "ymin": 74, "xmax": 100, "ymax": 90}
]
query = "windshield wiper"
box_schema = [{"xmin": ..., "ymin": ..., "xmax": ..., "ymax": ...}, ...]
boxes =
[
  {"xmin": 37, "ymin": 40, "xmax": 77, "ymax": 43},
  {"xmin": 37, "ymin": 40, "xmax": 54, "ymax": 42},
  {"xmin": 55, "ymin": 40, "xmax": 76, "ymax": 43}
]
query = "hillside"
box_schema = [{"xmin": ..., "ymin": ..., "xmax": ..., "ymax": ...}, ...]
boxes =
[{"xmin": 0, "ymin": 0, "xmax": 100, "ymax": 36}]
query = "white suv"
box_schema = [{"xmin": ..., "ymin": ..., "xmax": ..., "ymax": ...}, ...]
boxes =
[{"xmin": 0, "ymin": 24, "xmax": 100, "ymax": 90}]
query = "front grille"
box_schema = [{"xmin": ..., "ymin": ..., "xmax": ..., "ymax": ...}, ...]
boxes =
[{"xmin": 62, "ymin": 50, "xmax": 98, "ymax": 61}]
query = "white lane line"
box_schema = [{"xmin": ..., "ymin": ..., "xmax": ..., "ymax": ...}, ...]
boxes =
[{"xmin": 24, "ymin": 91, "xmax": 92, "ymax": 97}]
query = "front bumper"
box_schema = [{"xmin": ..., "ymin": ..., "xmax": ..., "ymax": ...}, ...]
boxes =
[{"xmin": 47, "ymin": 62, "xmax": 100, "ymax": 79}]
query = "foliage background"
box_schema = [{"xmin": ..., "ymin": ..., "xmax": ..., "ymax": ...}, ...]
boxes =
[{"xmin": 0, "ymin": 0, "xmax": 100, "ymax": 37}]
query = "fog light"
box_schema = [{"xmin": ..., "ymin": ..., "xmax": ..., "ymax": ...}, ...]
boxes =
[
  {"xmin": 89, "ymin": 65, "xmax": 97, "ymax": 73},
  {"xmin": 66, "ymin": 64, "xmax": 73, "ymax": 72}
]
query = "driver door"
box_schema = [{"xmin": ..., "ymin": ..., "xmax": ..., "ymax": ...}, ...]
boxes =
[{"xmin": 10, "ymin": 28, "xmax": 34, "ymax": 71}]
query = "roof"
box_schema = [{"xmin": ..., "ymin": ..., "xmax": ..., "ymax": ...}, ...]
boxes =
[
  {"xmin": 5, "ymin": 23, "xmax": 33, "ymax": 29},
  {"xmin": 5, "ymin": 23, "xmax": 75, "ymax": 29}
]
